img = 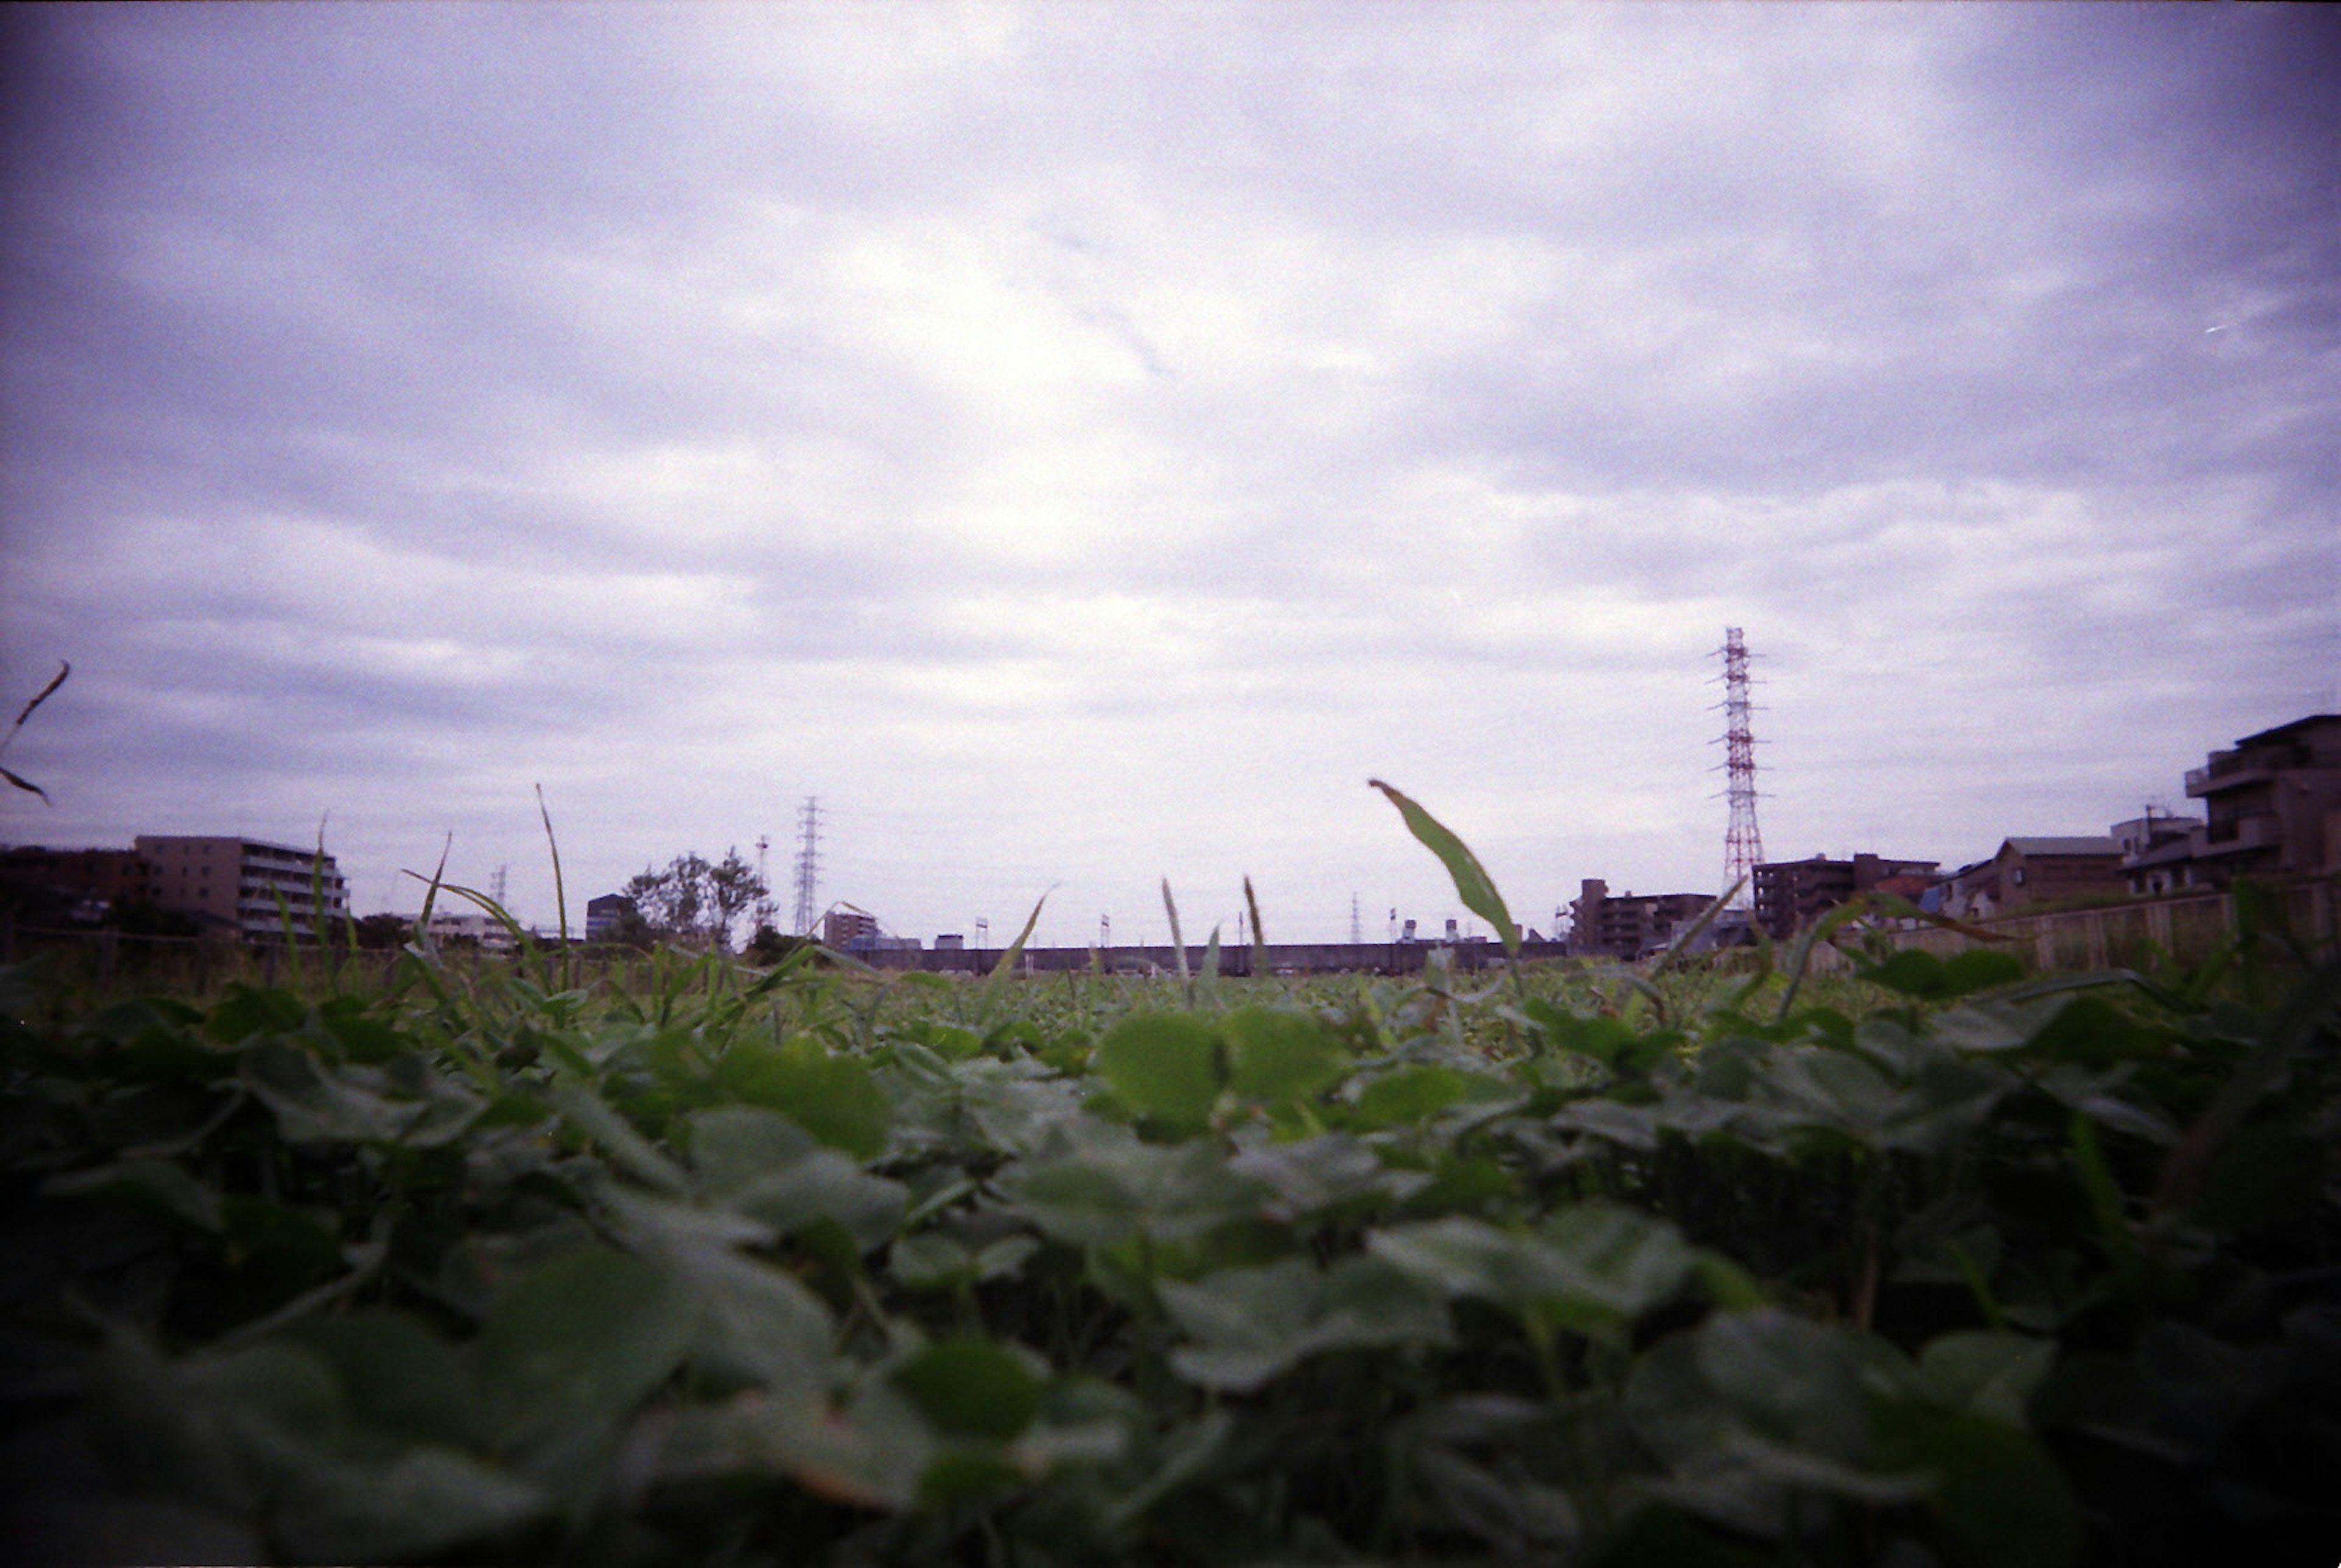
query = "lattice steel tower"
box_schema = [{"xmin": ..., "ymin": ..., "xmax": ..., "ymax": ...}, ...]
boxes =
[
  {"xmin": 1716, "ymin": 628, "xmax": 1765, "ymax": 909},
  {"xmin": 791, "ymin": 797, "xmax": 821, "ymax": 933}
]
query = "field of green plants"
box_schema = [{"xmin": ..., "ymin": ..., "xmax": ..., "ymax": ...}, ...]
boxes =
[{"xmin": 2, "ymin": 795, "xmax": 2336, "ymax": 1567}]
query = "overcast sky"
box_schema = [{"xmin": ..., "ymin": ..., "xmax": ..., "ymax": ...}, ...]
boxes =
[{"xmin": 3, "ymin": 2, "xmax": 2335, "ymax": 947}]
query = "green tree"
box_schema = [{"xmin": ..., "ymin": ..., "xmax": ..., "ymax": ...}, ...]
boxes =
[{"xmin": 624, "ymin": 848, "xmax": 768, "ymax": 950}]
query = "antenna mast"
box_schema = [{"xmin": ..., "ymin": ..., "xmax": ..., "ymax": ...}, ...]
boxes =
[
  {"xmin": 791, "ymin": 797, "xmax": 821, "ymax": 933},
  {"xmin": 1717, "ymin": 627, "xmax": 1766, "ymax": 909}
]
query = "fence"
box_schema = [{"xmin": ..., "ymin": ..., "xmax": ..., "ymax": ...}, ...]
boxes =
[{"xmin": 1881, "ymin": 878, "xmax": 2338, "ymax": 972}]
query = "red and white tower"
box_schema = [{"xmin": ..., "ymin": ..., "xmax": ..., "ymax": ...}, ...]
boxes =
[{"xmin": 1716, "ymin": 627, "xmax": 1765, "ymax": 908}]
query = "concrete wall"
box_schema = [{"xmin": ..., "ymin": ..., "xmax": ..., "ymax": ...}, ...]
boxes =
[{"xmin": 852, "ymin": 938, "xmax": 1578, "ymax": 977}]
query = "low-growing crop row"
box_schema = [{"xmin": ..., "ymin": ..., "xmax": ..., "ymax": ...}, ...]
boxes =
[{"xmin": 1, "ymin": 804, "xmax": 2335, "ymax": 1567}]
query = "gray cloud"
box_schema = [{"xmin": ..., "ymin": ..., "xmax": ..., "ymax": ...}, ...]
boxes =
[{"xmin": 4, "ymin": 2, "xmax": 2334, "ymax": 943}]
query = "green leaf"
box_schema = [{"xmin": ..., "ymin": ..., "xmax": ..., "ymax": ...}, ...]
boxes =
[
  {"xmin": 1161, "ymin": 1253, "xmax": 1451, "ymax": 1392},
  {"xmin": 1000, "ymin": 1128, "xmax": 1263, "ymax": 1246},
  {"xmin": 1369, "ymin": 780, "xmax": 1518, "ymax": 955},
  {"xmin": 716, "ymin": 1036, "xmax": 891, "ymax": 1160},
  {"xmin": 1350, "ymin": 1065, "xmax": 1512, "ymax": 1129},
  {"xmin": 1694, "ymin": 1310, "xmax": 1872, "ymax": 1464},
  {"xmin": 1091, "ymin": 1013, "xmax": 1224, "ymax": 1135},
  {"xmin": 273, "ymin": 1447, "xmax": 544, "ymax": 1563},
  {"xmin": 1872, "ymin": 1402, "xmax": 2081, "ymax": 1568},
  {"xmin": 473, "ymin": 1245, "xmax": 695, "ymax": 1460},
  {"xmin": 291, "ymin": 1311, "xmax": 477, "ymax": 1447},
  {"xmin": 1916, "ymin": 1331, "xmax": 2056, "ymax": 1427},
  {"xmin": 890, "ymin": 1338, "xmax": 1043, "ymax": 1440},
  {"xmin": 1223, "ymin": 1005, "xmax": 1348, "ymax": 1105},
  {"xmin": 1368, "ymin": 1205, "xmax": 1698, "ymax": 1336}
]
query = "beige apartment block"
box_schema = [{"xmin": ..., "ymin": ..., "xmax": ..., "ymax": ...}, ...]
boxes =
[{"xmin": 135, "ymin": 835, "xmax": 350, "ymax": 937}]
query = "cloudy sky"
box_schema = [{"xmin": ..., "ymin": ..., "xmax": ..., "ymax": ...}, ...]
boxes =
[{"xmin": 3, "ymin": 3, "xmax": 2335, "ymax": 947}]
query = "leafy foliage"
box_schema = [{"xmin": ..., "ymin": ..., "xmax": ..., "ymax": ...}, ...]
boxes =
[{"xmin": 1, "ymin": 826, "xmax": 2336, "ymax": 1566}]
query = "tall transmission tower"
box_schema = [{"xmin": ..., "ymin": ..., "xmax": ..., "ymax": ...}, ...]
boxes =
[
  {"xmin": 791, "ymin": 797, "xmax": 821, "ymax": 933},
  {"xmin": 1716, "ymin": 627, "xmax": 1766, "ymax": 909},
  {"xmin": 1350, "ymin": 893, "xmax": 1363, "ymax": 946}
]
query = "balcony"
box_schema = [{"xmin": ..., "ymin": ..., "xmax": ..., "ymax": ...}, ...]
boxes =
[
  {"xmin": 2186, "ymin": 761, "xmax": 2278, "ymax": 797},
  {"xmin": 2198, "ymin": 814, "xmax": 2284, "ymax": 856}
]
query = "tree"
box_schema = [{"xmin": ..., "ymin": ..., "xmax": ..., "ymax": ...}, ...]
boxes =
[{"xmin": 623, "ymin": 847, "xmax": 769, "ymax": 950}]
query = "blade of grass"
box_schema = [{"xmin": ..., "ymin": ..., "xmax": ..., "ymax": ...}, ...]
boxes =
[
  {"xmin": 537, "ymin": 784, "xmax": 572, "ymax": 989},
  {"xmin": 1161, "ymin": 878, "xmax": 1193, "ymax": 1006},
  {"xmin": 1648, "ymin": 880, "xmax": 1739, "ymax": 980},
  {"xmin": 1244, "ymin": 875, "xmax": 1270, "ymax": 980},
  {"xmin": 1368, "ymin": 781, "xmax": 1517, "ymax": 960},
  {"xmin": 980, "ymin": 891, "xmax": 1049, "ymax": 1021}
]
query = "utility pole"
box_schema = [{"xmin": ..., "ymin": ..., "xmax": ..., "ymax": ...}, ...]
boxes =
[
  {"xmin": 753, "ymin": 835, "xmax": 776, "ymax": 933},
  {"xmin": 791, "ymin": 797, "xmax": 821, "ymax": 934},
  {"xmin": 1350, "ymin": 893, "xmax": 1363, "ymax": 946},
  {"xmin": 1716, "ymin": 627, "xmax": 1766, "ymax": 910}
]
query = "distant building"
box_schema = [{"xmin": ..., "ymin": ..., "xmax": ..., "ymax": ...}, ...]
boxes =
[
  {"xmin": 2180, "ymin": 714, "xmax": 2341, "ymax": 883},
  {"xmin": 823, "ymin": 909, "xmax": 880, "ymax": 948},
  {"xmin": 424, "ymin": 910, "xmax": 518, "ymax": 953},
  {"xmin": 1567, "ymin": 878, "xmax": 1715, "ymax": 960},
  {"xmin": 135, "ymin": 835, "xmax": 348, "ymax": 937},
  {"xmin": 1990, "ymin": 837, "xmax": 2125, "ymax": 910},
  {"xmin": 585, "ymin": 893, "xmax": 636, "ymax": 941},
  {"xmin": 2110, "ymin": 812, "xmax": 2209, "ymax": 898},
  {"xmin": 1752, "ymin": 852, "xmax": 1940, "ymax": 939},
  {"xmin": 933, "ymin": 933, "xmax": 964, "ymax": 950},
  {"xmin": 0, "ymin": 846, "xmax": 154, "ymax": 922}
]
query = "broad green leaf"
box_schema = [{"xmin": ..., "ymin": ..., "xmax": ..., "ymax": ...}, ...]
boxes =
[
  {"xmin": 596, "ymin": 1189, "xmax": 835, "ymax": 1395},
  {"xmin": 273, "ymin": 1447, "xmax": 544, "ymax": 1563},
  {"xmin": 999, "ymin": 1128, "xmax": 1264, "ymax": 1246},
  {"xmin": 1916, "ymin": 1331, "xmax": 2056, "ymax": 1427},
  {"xmin": 1694, "ymin": 1310, "xmax": 1870, "ymax": 1464},
  {"xmin": 1369, "ymin": 780, "xmax": 1518, "ymax": 956},
  {"xmin": 890, "ymin": 1338, "xmax": 1044, "ymax": 1440},
  {"xmin": 1161, "ymin": 1253, "xmax": 1451, "ymax": 1392},
  {"xmin": 1350, "ymin": 1065, "xmax": 1495, "ymax": 1128},
  {"xmin": 1368, "ymin": 1204, "xmax": 1697, "ymax": 1335},
  {"xmin": 716, "ymin": 1036, "xmax": 890, "ymax": 1160},
  {"xmin": 724, "ymin": 1147, "xmax": 908, "ymax": 1253},
  {"xmin": 1223, "ymin": 1005, "xmax": 1347, "ymax": 1105},
  {"xmin": 473, "ymin": 1245, "xmax": 696, "ymax": 1459},
  {"xmin": 1091, "ymin": 1013, "xmax": 1224, "ymax": 1135},
  {"xmin": 1872, "ymin": 1403, "xmax": 2081, "ymax": 1568},
  {"xmin": 685, "ymin": 1103, "xmax": 821, "ymax": 1193},
  {"xmin": 291, "ymin": 1311, "xmax": 477, "ymax": 1447}
]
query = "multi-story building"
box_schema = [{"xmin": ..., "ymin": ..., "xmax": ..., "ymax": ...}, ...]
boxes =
[
  {"xmin": 135, "ymin": 835, "xmax": 349, "ymax": 937},
  {"xmin": 1567, "ymin": 878, "xmax": 1716, "ymax": 960},
  {"xmin": 2181, "ymin": 714, "xmax": 2341, "ymax": 883},
  {"xmin": 820, "ymin": 909, "xmax": 918, "ymax": 952},
  {"xmin": 0, "ymin": 846, "xmax": 154, "ymax": 921},
  {"xmin": 1751, "ymin": 852, "xmax": 1940, "ymax": 939}
]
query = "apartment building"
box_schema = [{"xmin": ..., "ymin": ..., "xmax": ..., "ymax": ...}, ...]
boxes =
[
  {"xmin": 1567, "ymin": 878, "xmax": 1715, "ymax": 960},
  {"xmin": 2181, "ymin": 714, "xmax": 2341, "ymax": 883},
  {"xmin": 1752, "ymin": 852, "xmax": 1940, "ymax": 939},
  {"xmin": 135, "ymin": 835, "xmax": 349, "ymax": 936}
]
